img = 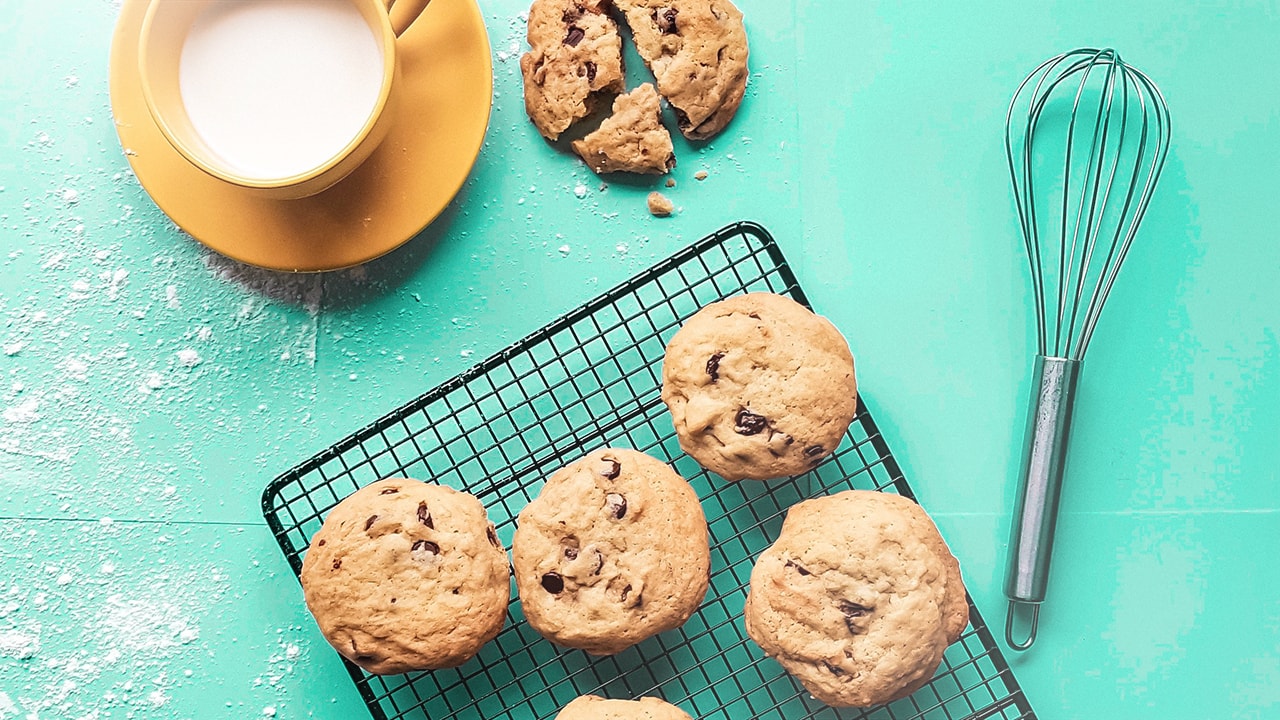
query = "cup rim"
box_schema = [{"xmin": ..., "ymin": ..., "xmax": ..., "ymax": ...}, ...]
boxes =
[{"xmin": 137, "ymin": 0, "xmax": 398, "ymax": 191}]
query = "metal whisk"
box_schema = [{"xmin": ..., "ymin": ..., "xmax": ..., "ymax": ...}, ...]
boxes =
[{"xmin": 1002, "ymin": 48, "xmax": 1170, "ymax": 650}]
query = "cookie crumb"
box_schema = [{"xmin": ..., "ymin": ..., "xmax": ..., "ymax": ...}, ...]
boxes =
[
  {"xmin": 694, "ymin": 170, "xmax": 709, "ymax": 181},
  {"xmin": 665, "ymin": 178, "xmax": 676, "ymax": 188},
  {"xmin": 647, "ymin": 192, "xmax": 674, "ymax": 217}
]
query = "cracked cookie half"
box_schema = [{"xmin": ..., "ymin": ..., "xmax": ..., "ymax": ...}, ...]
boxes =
[
  {"xmin": 572, "ymin": 83, "xmax": 676, "ymax": 175},
  {"xmin": 521, "ymin": 0, "xmax": 626, "ymax": 140},
  {"xmin": 613, "ymin": 0, "xmax": 749, "ymax": 139}
]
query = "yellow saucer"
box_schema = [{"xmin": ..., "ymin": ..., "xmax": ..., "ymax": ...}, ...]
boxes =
[{"xmin": 109, "ymin": 0, "xmax": 492, "ymax": 272}]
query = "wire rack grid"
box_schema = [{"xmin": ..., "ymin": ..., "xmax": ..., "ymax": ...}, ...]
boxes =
[{"xmin": 262, "ymin": 221, "xmax": 1036, "ymax": 720}]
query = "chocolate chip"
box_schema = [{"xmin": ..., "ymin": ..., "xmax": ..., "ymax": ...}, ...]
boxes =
[
  {"xmin": 565, "ymin": 26, "xmax": 585, "ymax": 46},
  {"xmin": 565, "ymin": 546, "xmax": 579, "ymax": 560},
  {"xmin": 734, "ymin": 410, "xmax": 768, "ymax": 435},
  {"xmin": 591, "ymin": 549, "xmax": 604, "ymax": 575},
  {"xmin": 823, "ymin": 661, "xmax": 846, "ymax": 677},
  {"xmin": 785, "ymin": 559, "xmax": 810, "ymax": 576},
  {"xmin": 839, "ymin": 600, "xmax": 871, "ymax": 618},
  {"xmin": 605, "ymin": 493, "xmax": 627, "ymax": 519},
  {"xmin": 585, "ymin": 61, "xmax": 597, "ymax": 83},
  {"xmin": 390, "ymin": 597, "xmax": 396, "ymax": 603},
  {"xmin": 597, "ymin": 456, "xmax": 621, "ymax": 479},
  {"xmin": 541, "ymin": 572, "xmax": 564, "ymax": 594},
  {"xmin": 417, "ymin": 502, "xmax": 433, "ymax": 529},
  {"xmin": 674, "ymin": 107, "xmax": 691, "ymax": 130},
  {"xmin": 486, "ymin": 525, "xmax": 500, "ymax": 548},
  {"xmin": 317, "ymin": 539, "xmax": 326, "ymax": 546},
  {"xmin": 379, "ymin": 487, "xmax": 399, "ymax": 495},
  {"xmin": 655, "ymin": 6, "xmax": 678, "ymax": 34},
  {"xmin": 412, "ymin": 539, "xmax": 440, "ymax": 555},
  {"xmin": 839, "ymin": 600, "xmax": 872, "ymax": 634},
  {"xmin": 706, "ymin": 353, "xmax": 723, "ymax": 381},
  {"xmin": 332, "ymin": 559, "xmax": 342, "ymax": 570},
  {"xmin": 805, "ymin": 445, "xmax": 825, "ymax": 457},
  {"xmin": 621, "ymin": 584, "xmax": 632, "ymax": 602},
  {"xmin": 364, "ymin": 515, "xmax": 378, "ymax": 531}
]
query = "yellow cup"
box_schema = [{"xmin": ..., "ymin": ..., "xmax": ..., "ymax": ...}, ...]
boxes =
[{"xmin": 138, "ymin": 0, "xmax": 431, "ymax": 200}]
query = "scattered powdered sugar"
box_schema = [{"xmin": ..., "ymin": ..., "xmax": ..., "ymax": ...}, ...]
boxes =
[
  {"xmin": 2, "ymin": 393, "xmax": 40, "ymax": 424},
  {"xmin": 249, "ymin": 629, "xmax": 313, "ymax": 699},
  {"xmin": 0, "ymin": 518, "xmax": 232, "ymax": 719},
  {"xmin": 137, "ymin": 372, "xmax": 165, "ymax": 394},
  {"xmin": 146, "ymin": 688, "xmax": 168, "ymax": 708},
  {"xmin": 175, "ymin": 348, "xmax": 201, "ymax": 367},
  {"xmin": 104, "ymin": 268, "xmax": 128, "ymax": 300},
  {"xmin": 99, "ymin": 595, "xmax": 200, "ymax": 651},
  {"xmin": 63, "ymin": 356, "xmax": 90, "ymax": 380},
  {"xmin": 573, "ymin": 183, "xmax": 588, "ymax": 199},
  {"xmin": 0, "ymin": 625, "xmax": 41, "ymax": 659},
  {"xmin": 69, "ymin": 278, "xmax": 92, "ymax": 300}
]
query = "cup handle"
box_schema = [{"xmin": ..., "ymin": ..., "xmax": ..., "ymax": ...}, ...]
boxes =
[{"xmin": 383, "ymin": 0, "xmax": 431, "ymax": 38}]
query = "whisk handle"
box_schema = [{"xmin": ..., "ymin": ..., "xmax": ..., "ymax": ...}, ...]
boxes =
[{"xmin": 1003, "ymin": 355, "xmax": 1080, "ymax": 647}]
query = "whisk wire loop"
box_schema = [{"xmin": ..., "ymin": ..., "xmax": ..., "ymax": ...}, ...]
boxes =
[{"xmin": 1005, "ymin": 47, "xmax": 1171, "ymax": 361}]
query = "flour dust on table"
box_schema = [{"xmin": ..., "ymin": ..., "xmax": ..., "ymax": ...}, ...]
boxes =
[{"xmin": 0, "ymin": 520, "xmax": 231, "ymax": 718}]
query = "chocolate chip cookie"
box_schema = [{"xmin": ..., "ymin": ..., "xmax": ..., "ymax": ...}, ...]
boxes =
[
  {"xmin": 556, "ymin": 695, "xmax": 694, "ymax": 720},
  {"xmin": 521, "ymin": 0, "xmax": 626, "ymax": 141},
  {"xmin": 660, "ymin": 293, "xmax": 857, "ymax": 481},
  {"xmin": 572, "ymin": 83, "xmax": 676, "ymax": 175},
  {"xmin": 744, "ymin": 490, "xmax": 969, "ymax": 707},
  {"xmin": 300, "ymin": 479, "xmax": 509, "ymax": 675},
  {"xmin": 512, "ymin": 448, "xmax": 710, "ymax": 655},
  {"xmin": 614, "ymin": 0, "xmax": 749, "ymax": 139}
]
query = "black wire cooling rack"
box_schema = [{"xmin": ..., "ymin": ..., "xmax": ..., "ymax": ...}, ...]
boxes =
[{"xmin": 262, "ymin": 221, "xmax": 1036, "ymax": 720}]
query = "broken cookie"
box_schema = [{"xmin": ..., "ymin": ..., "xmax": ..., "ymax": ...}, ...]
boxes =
[
  {"xmin": 572, "ymin": 83, "xmax": 676, "ymax": 175},
  {"xmin": 614, "ymin": 0, "xmax": 749, "ymax": 140},
  {"xmin": 520, "ymin": 0, "xmax": 626, "ymax": 140}
]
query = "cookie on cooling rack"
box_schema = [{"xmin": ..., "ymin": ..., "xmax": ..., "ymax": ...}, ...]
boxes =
[
  {"xmin": 520, "ymin": 0, "xmax": 626, "ymax": 140},
  {"xmin": 744, "ymin": 490, "xmax": 968, "ymax": 707},
  {"xmin": 300, "ymin": 479, "xmax": 509, "ymax": 675},
  {"xmin": 660, "ymin": 292, "xmax": 857, "ymax": 481},
  {"xmin": 556, "ymin": 695, "xmax": 694, "ymax": 720},
  {"xmin": 513, "ymin": 448, "xmax": 710, "ymax": 655}
]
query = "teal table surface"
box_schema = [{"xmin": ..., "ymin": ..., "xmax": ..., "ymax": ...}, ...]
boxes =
[{"xmin": 2, "ymin": 0, "xmax": 1278, "ymax": 718}]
